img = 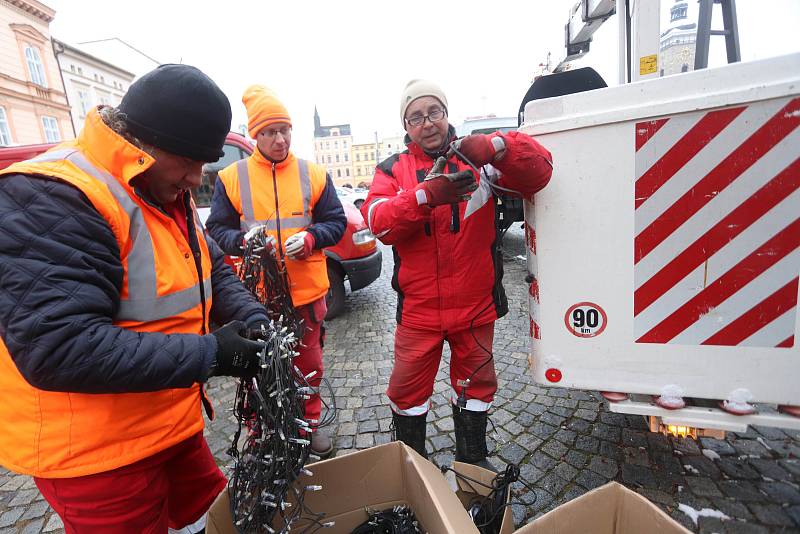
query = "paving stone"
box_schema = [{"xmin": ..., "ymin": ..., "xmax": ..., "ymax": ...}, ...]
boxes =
[
  {"xmin": 711, "ymin": 497, "xmax": 755, "ymax": 522},
  {"xmin": 747, "ymin": 458, "xmax": 792, "ymax": 481},
  {"xmin": 554, "ymin": 429, "xmax": 577, "ymax": 445},
  {"xmin": 564, "ymin": 450, "xmax": 587, "ymax": 468},
  {"xmin": 732, "ymin": 439, "xmax": 771, "ymax": 458},
  {"xmin": 785, "ymin": 505, "xmax": 800, "ymax": 528},
  {"xmin": 337, "ymin": 422, "xmax": 357, "ymax": 436},
  {"xmin": 748, "ymin": 503, "xmax": 795, "ymax": 527},
  {"xmin": 685, "ymin": 476, "xmax": 723, "ymax": 497},
  {"xmin": 718, "ymin": 480, "xmax": 765, "ymax": 501},
  {"xmin": 359, "ymin": 419, "xmax": 380, "ymax": 433},
  {"xmin": 355, "ymin": 433, "xmax": 374, "ymax": 449},
  {"xmin": 538, "ymin": 472, "xmax": 569, "ymax": 495},
  {"xmin": 552, "ymin": 461, "xmax": 578, "ymax": 482},
  {"xmin": 764, "ymin": 439, "xmax": 800, "ymax": 458},
  {"xmin": 717, "ymin": 458, "xmax": 761, "ymax": 480},
  {"xmin": 682, "ymin": 455, "xmax": 722, "ymax": 480},
  {"xmin": 588, "ymin": 456, "xmax": 619, "ymax": 478},
  {"xmin": 20, "ymin": 518, "xmax": 44, "ymax": 534},
  {"xmin": 334, "ymin": 435, "xmax": 354, "ymax": 449},
  {"xmin": 43, "ymin": 514, "xmax": 63, "ymax": 532},
  {"xmin": 9, "ymin": 490, "xmax": 38, "ymax": 507},
  {"xmin": 725, "ymin": 523, "xmax": 771, "ymax": 534},
  {"xmin": 575, "ymin": 469, "xmax": 609, "ymax": 491},
  {"xmin": 700, "ymin": 437, "xmax": 737, "ymax": 456},
  {"xmin": 779, "ymin": 459, "xmax": 800, "ymax": 478},
  {"xmin": 499, "ymin": 442, "xmax": 527, "ymax": 465},
  {"xmin": 758, "ymin": 480, "xmax": 800, "ymax": 504},
  {"xmin": 540, "ymin": 440, "xmax": 569, "ymax": 460},
  {"xmin": 621, "ymin": 428, "xmax": 649, "ymax": 448},
  {"xmin": 575, "ymin": 435, "xmax": 599, "ymax": 453},
  {"xmin": 623, "ymin": 446, "xmax": 650, "ymax": 467},
  {"xmin": 672, "ymin": 436, "xmax": 702, "ymax": 456},
  {"xmin": 430, "ymin": 434, "xmax": 454, "ymax": 452},
  {"xmin": 574, "ymin": 409, "xmax": 597, "ymax": 421},
  {"xmin": 0, "ymin": 508, "xmax": 24, "ymax": 529},
  {"xmin": 566, "ymin": 418, "xmax": 592, "ymax": 433},
  {"xmin": 529, "ymin": 451, "xmax": 557, "ymax": 472},
  {"xmin": 622, "ymin": 463, "xmax": 658, "ymax": 489},
  {"xmin": 20, "ymin": 501, "xmax": 49, "ymax": 521}
]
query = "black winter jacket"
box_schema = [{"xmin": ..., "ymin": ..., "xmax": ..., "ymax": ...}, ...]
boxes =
[{"xmin": 0, "ymin": 174, "xmax": 267, "ymax": 394}]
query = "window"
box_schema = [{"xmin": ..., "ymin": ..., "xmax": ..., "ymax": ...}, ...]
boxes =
[
  {"xmin": 356, "ymin": 153, "xmax": 360, "ymax": 162},
  {"xmin": 70, "ymin": 64, "xmax": 75, "ymax": 73},
  {"xmin": 25, "ymin": 46, "xmax": 47, "ymax": 87},
  {"xmin": 41, "ymin": 116, "xmax": 60, "ymax": 142},
  {"xmin": 335, "ymin": 154, "xmax": 340, "ymax": 163},
  {"xmin": 0, "ymin": 107, "xmax": 12, "ymax": 146},
  {"xmin": 77, "ymin": 89, "xmax": 92, "ymax": 117},
  {"xmin": 344, "ymin": 154, "xmax": 348, "ymax": 162},
  {"xmin": 100, "ymin": 75, "xmax": 105, "ymax": 84},
  {"xmin": 325, "ymin": 141, "xmax": 330, "ymax": 149},
  {"xmin": 337, "ymin": 169, "xmax": 341, "ymax": 178},
  {"xmin": 327, "ymin": 155, "xmax": 331, "ymax": 164},
  {"xmin": 343, "ymin": 141, "xmax": 347, "ymax": 149},
  {"xmin": 346, "ymin": 168, "xmax": 350, "ymax": 177},
  {"xmin": 334, "ymin": 141, "xmax": 338, "ymax": 148},
  {"xmin": 77, "ymin": 67, "xmax": 83, "ymax": 75},
  {"xmin": 97, "ymin": 92, "xmax": 111, "ymax": 106}
]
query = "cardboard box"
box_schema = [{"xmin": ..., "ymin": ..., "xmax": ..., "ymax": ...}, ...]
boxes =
[
  {"xmin": 207, "ymin": 443, "xmax": 691, "ymax": 534},
  {"xmin": 206, "ymin": 441, "xmax": 478, "ymax": 534},
  {"xmin": 451, "ymin": 461, "xmax": 514, "ymax": 534},
  {"xmin": 516, "ymin": 482, "xmax": 692, "ymax": 534}
]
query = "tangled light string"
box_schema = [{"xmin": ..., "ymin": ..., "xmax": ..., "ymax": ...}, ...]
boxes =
[{"xmin": 227, "ymin": 230, "xmax": 335, "ymax": 533}]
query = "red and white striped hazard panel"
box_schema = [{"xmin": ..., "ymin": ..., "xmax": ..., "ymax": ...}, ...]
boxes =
[{"xmin": 634, "ymin": 97, "xmax": 800, "ymax": 348}]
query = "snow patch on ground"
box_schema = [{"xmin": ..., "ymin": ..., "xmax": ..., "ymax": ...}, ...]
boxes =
[
  {"xmin": 678, "ymin": 503, "xmax": 730, "ymax": 526},
  {"xmin": 702, "ymin": 449, "xmax": 721, "ymax": 461},
  {"xmin": 684, "ymin": 464, "xmax": 701, "ymax": 475}
]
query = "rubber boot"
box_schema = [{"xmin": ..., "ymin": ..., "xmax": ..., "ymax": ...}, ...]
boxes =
[
  {"xmin": 391, "ymin": 412, "xmax": 428, "ymax": 459},
  {"xmin": 452, "ymin": 405, "xmax": 496, "ymax": 472}
]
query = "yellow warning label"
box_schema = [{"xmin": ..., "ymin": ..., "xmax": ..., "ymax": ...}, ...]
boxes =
[{"xmin": 640, "ymin": 54, "xmax": 658, "ymax": 75}]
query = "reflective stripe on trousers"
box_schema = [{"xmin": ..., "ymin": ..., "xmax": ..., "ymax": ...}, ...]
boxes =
[
  {"xmin": 30, "ymin": 149, "xmax": 211, "ymax": 322},
  {"xmin": 237, "ymin": 158, "xmax": 313, "ymax": 231}
]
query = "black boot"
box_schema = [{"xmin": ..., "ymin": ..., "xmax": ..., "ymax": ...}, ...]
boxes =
[
  {"xmin": 452, "ymin": 405, "xmax": 495, "ymax": 471},
  {"xmin": 391, "ymin": 412, "xmax": 428, "ymax": 458}
]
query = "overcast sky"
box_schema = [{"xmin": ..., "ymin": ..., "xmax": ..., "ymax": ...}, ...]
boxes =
[{"xmin": 46, "ymin": 1, "xmax": 799, "ymax": 158}]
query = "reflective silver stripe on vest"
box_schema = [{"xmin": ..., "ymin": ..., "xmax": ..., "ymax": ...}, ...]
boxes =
[
  {"xmin": 237, "ymin": 158, "xmax": 313, "ymax": 231},
  {"xmin": 30, "ymin": 149, "xmax": 209, "ymax": 322}
]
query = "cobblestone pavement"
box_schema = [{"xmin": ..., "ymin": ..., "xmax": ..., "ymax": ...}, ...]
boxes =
[{"xmin": 2, "ymin": 228, "xmax": 799, "ymax": 533}]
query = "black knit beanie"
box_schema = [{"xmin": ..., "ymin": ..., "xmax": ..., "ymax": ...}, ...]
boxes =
[{"xmin": 118, "ymin": 64, "xmax": 232, "ymax": 162}]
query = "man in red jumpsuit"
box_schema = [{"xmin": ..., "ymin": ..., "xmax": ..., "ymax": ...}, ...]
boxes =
[{"xmin": 361, "ymin": 79, "xmax": 553, "ymax": 466}]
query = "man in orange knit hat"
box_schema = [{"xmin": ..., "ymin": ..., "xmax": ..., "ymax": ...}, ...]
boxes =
[{"xmin": 207, "ymin": 85, "xmax": 346, "ymax": 457}]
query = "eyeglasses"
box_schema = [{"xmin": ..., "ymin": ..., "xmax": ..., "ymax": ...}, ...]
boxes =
[
  {"xmin": 261, "ymin": 126, "xmax": 292, "ymax": 139},
  {"xmin": 405, "ymin": 108, "xmax": 446, "ymax": 128}
]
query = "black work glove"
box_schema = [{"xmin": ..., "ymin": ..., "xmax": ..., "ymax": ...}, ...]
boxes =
[
  {"xmin": 210, "ymin": 321, "xmax": 265, "ymax": 378},
  {"xmin": 420, "ymin": 157, "xmax": 478, "ymax": 207},
  {"xmin": 247, "ymin": 320, "xmax": 271, "ymax": 341}
]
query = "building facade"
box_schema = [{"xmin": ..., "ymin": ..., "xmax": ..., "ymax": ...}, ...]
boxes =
[
  {"xmin": 53, "ymin": 39, "xmax": 134, "ymax": 133},
  {"xmin": 313, "ymin": 107, "xmax": 353, "ymax": 187},
  {"xmin": 0, "ymin": 0, "xmax": 72, "ymax": 146},
  {"xmin": 351, "ymin": 141, "xmax": 377, "ymax": 188},
  {"xmin": 659, "ymin": 0, "xmax": 698, "ymax": 77}
]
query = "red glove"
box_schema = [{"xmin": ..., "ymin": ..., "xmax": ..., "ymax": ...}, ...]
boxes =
[
  {"xmin": 449, "ymin": 133, "xmax": 505, "ymax": 167},
  {"xmin": 418, "ymin": 157, "xmax": 477, "ymax": 207},
  {"xmin": 284, "ymin": 231, "xmax": 315, "ymax": 260}
]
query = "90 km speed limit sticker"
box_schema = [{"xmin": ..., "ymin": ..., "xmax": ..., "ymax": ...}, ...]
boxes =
[{"xmin": 565, "ymin": 302, "xmax": 607, "ymax": 338}]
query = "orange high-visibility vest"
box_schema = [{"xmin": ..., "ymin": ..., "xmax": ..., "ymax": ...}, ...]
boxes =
[
  {"xmin": 218, "ymin": 150, "xmax": 329, "ymax": 306},
  {"xmin": 0, "ymin": 109, "xmax": 212, "ymax": 478}
]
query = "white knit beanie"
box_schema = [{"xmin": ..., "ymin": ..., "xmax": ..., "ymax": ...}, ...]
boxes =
[{"xmin": 399, "ymin": 79, "xmax": 448, "ymax": 128}]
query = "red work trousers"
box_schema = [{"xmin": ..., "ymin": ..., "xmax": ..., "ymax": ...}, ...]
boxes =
[
  {"xmin": 34, "ymin": 432, "xmax": 226, "ymax": 534},
  {"xmin": 295, "ymin": 297, "xmax": 326, "ymax": 426},
  {"xmin": 387, "ymin": 322, "xmax": 497, "ymax": 415}
]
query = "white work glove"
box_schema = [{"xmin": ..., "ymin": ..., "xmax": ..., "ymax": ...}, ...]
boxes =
[
  {"xmin": 242, "ymin": 225, "xmax": 275, "ymax": 255},
  {"xmin": 284, "ymin": 231, "xmax": 315, "ymax": 260}
]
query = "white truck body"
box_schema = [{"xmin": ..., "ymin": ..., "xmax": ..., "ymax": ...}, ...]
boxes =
[{"xmin": 519, "ymin": 52, "xmax": 800, "ymax": 432}]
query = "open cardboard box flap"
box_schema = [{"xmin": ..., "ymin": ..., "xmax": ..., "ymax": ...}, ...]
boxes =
[
  {"xmin": 515, "ymin": 481, "xmax": 692, "ymax": 534},
  {"xmin": 207, "ymin": 441, "xmax": 479, "ymax": 534}
]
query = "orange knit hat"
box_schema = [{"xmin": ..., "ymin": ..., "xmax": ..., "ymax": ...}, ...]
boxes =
[{"xmin": 242, "ymin": 85, "xmax": 291, "ymax": 137}]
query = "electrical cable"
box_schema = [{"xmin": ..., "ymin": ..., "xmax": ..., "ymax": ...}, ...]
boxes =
[
  {"xmin": 441, "ymin": 463, "xmax": 538, "ymax": 534},
  {"xmin": 350, "ymin": 506, "xmax": 424, "ymax": 534},
  {"xmin": 227, "ymin": 229, "xmax": 337, "ymax": 533}
]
